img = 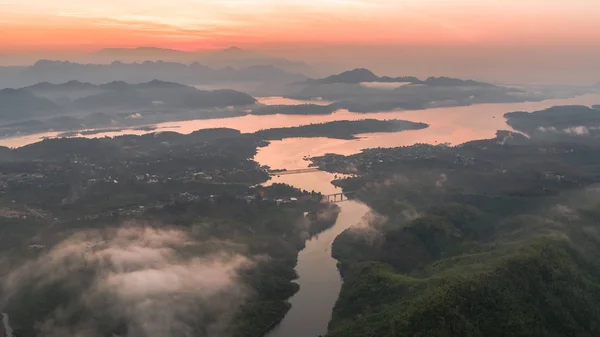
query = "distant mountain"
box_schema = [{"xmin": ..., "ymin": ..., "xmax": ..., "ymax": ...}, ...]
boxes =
[
  {"xmin": 316, "ymin": 69, "xmax": 380, "ymax": 84},
  {"xmin": 27, "ymin": 80, "xmax": 97, "ymax": 91},
  {"xmin": 87, "ymin": 46, "xmax": 316, "ymax": 75},
  {"xmin": 72, "ymin": 81, "xmax": 256, "ymax": 111},
  {"xmin": 196, "ymin": 47, "xmax": 312, "ymax": 73},
  {"xmin": 283, "ymin": 69, "xmax": 536, "ymax": 113},
  {"xmin": 313, "ymin": 68, "xmax": 419, "ymax": 84},
  {"xmin": 0, "ymin": 88, "xmax": 64, "ymax": 122},
  {"xmin": 0, "ymin": 80, "xmax": 256, "ymax": 126},
  {"xmin": 419, "ymin": 76, "xmax": 499, "ymax": 88},
  {"xmin": 0, "ymin": 60, "xmax": 307, "ymax": 91},
  {"xmin": 91, "ymin": 47, "xmax": 194, "ymax": 62},
  {"xmin": 312, "ymin": 69, "xmax": 503, "ymax": 88}
]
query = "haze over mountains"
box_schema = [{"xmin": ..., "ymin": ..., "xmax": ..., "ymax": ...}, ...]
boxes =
[
  {"xmin": 311, "ymin": 68, "xmax": 501, "ymax": 88},
  {"xmin": 0, "ymin": 55, "xmax": 597, "ymax": 141},
  {"xmin": 0, "ymin": 47, "xmax": 323, "ymax": 77},
  {"xmin": 0, "ymin": 80, "xmax": 257, "ymax": 138},
  {"xmin": 286, "ymin": 69, "xmax": 572, "ymax": 113},
  {"xmin": 0, "ymin": 59, "xmax": 306, "ymax": 95},
  {"xmin": 91, "ymin": 47, "xmax": 315, "ymax": 73},
  {"xmin": 3, "ymin": 45, "xmax": 600, "ymax": 85},
  {"xmin": 2, "ymin": 80, "xmax": 255, "ymax": 120}
]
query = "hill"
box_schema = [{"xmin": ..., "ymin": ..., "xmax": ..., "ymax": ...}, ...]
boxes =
[
  {"xmin": 0, "ymin": 88, "xmax": 64, "ymax": 122},
  {"xmin": 0, "ymin": 81, "xmax": 257, "ymax": 137},
  {"xmin": 286, "ymin": 69, "xmax": 533, "ymax": 113},
  {"xmin": 21, "ymin": 80, "xmax": 255, "ymax": 112},
  {"xmin": 312, "ymin": 69, "xmax": 499, "ymax": 87},
  {"xmin": 419, "ymin": 76, "xmax": 500, "ymax": 87},
  {"xmin": 0, "ymin": 59, "xmax": 307, "ymax": 90},
  {"xmin": 313, "ymin": 68, "xmax": 419, "ymax": 84},
  {"xmin": 309, "ymin": 131, "xmax": 600, "ymax": 337},
  {"xmin": 87, "ymin": 46, "xmax": 314, "ymax": 75},
  {"xmin": 253, "ymin": 119, "xmax": 428, "ymax": 140},
  {"xmin": 505, "ymin": 105, "xmax": 600, "ymax": 140},
  {"xmin": 69, "ymin": 80, "xmax": 256, "ymax": 111}
]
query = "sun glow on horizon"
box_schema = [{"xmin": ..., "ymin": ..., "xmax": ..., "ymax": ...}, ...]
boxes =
[{"xmin": 1, "ymin": 0, "xmax": 599, "ymax": 52}]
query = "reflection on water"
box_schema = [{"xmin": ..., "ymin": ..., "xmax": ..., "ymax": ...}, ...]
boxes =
[
  {"xmin": 360, "ymin": 81, "xmax": 411, "ymax": 89},
  {"xmin": 265, "ymin": 201, "xmax": 370, "ymax": 337},
  {"xmin": 249, "ymin": 94, "xmax": 600, "ymax": 337},
  {"xmin": 256, "ymin": 96, "xmax": 332, "ymax": 106}
]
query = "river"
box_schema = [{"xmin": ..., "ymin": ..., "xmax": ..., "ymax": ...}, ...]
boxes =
[{"xmin": 1, "ymin": 94, "xmax": 599, "ymax": 337}]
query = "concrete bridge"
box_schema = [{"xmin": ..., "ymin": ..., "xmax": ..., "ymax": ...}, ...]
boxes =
[{"xmin": 323, "ymin": 191, "xmax": 356, "ymax": 203}]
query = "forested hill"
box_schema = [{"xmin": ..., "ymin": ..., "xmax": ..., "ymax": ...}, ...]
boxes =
[
  {"xmin": 505, "ymin": 105, "xmax": 600, "ymax": 140},
  {"xmin": 310, "ymin": 130, "xmax": 600, "ymax": 337},
  {"xmin": 0, "ymin": 127, "xmax": 339, "ymax": 337},
  {"xmin": 0, "ymin": 80, "xmax": 255, "ymax": 123},
  {"xmin": 254, "ymin": 119, "xmax": 428, "ymax": 140}
]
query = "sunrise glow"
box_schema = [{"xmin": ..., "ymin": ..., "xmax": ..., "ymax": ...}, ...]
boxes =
[{"xmin": 1, "ymin": 0, "xmax": 599, "ymax": 52}]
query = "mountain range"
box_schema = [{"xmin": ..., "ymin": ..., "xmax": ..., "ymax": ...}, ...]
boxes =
[
  {"xmin": 286, "ymin": 68, "xmax": 528, "ymax": 104},
  {"xmin": 312, "ymin": 68, "xmax": 500, "ymax": 88},
  {"xmin": 88, "ymin": 46, "xmax": 313, "ymax": 74},
  {"xmin": 0, "ymin": 59, "xmax": 307, "ymax": 92},
  {"xmin": 0, "ymin": 80, "xmax": 256, "ymax": 124}
]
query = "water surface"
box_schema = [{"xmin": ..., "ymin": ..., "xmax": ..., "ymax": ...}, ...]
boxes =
[
  {"xmin": 256, "ymin": 96, "xmax": 332, "ymax": 106},
  {"xmin": 2, "ymin": 94, "xmax": 599, "ymax": 149}
]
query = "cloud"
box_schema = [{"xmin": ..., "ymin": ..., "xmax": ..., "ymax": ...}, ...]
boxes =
[
  {"xmin": 2, "ymin": 225, "xmax": 252, "ymax": 337},
  {"xmin": 537, "ymin": 126, "xmax": 557, "ymax": 132},
  {"xmin": 435, "ymin": 173, "xmax": 447, "ymax": 188},
  {"xmin": 563, "ymin": 126, "xmax": 590, "ymax": 135}
]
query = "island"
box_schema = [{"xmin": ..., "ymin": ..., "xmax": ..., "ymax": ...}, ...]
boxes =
[
  {"xmin": 56, "ymin": 125, "xmax": 160, "ymax": 137},
  {"xmin": 253, "ymin": 119, "xmax": 429, "ymax": 140}
]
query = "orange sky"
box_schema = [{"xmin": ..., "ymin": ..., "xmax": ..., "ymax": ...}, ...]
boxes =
[{"xmin": 1, "ymin": 0, "xmax": 600, "ymax": 52}]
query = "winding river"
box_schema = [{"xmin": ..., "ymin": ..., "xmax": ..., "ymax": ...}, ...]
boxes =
[{"xmin": 1, "ymin": 94, "xmax": 600, "ymax": 337}]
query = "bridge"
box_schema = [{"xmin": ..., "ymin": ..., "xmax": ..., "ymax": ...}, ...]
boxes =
[
  {"xmin": 268, "ymin": 168, "xmax": 320, "ymax": 176},
  {"xmin": 323, "ymin": 191, "xmax": 356, "ymax": 203}
]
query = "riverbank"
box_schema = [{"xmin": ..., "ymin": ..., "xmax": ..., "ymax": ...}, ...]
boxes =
[{"xmin": 265, "ymin": 201, "xmax": 371, "ymax": 337}]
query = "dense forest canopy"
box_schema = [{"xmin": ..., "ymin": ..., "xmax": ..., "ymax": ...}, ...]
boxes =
[{"xmin": 310, "ymin": 125, "xmax": 600, "ymax": 337}]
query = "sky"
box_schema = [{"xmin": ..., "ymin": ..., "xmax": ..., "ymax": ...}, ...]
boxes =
[
  {"xmin": 1, "ymin": 0, "xmax": 600, "ymax": 52},
  {"xmin": 1, "ymin": 0, "xmax": 599, "ymax": 83}
]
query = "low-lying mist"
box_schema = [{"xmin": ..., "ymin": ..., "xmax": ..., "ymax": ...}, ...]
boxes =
[{"xmin": 1, "ymin": 225, "xmax": 254, "ymax": 337}]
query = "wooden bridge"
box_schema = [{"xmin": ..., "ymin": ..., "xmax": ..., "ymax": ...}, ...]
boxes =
[
  {"xmin": 268, "ymin": 168, "xmax": 320, "ymax": 176},
  {"xmin": 323, "ymin": 191, "xmax": 356, "ymax": 203}
]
